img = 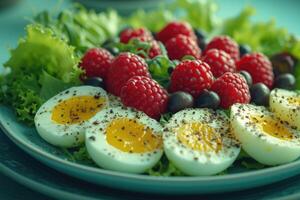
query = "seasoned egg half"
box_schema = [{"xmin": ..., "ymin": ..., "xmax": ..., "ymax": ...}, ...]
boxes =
[
  {"xmin": 270, "ymin": 89, "xmax": 300, "ymax": 130},
  {"xmin": 34, "ymin": 86, "xmax": 108, "ymax": 147},
  {"xmin": 231, "ymin": 104, "xmax": 300, "ymax": 165},
  {"xmin": 85, "ymin": 107, "xmax": 163, "ymax": 174},
  {"xmin": 163, "ymin": 109, "xmax": 240, "ymax": 176}
]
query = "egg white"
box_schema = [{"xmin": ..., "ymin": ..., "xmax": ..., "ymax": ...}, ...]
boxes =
[
  {"xmin": 85, "ymin": 107, "xmax": 163, "ymax": 174},
  {"xmin": 231, "ymin": 104, "xmax": 300, "ymax": 165},
  {"xmin": 270, "ymin": 88, "xmax": 300, "ymax": 130},
  {"xmin": 163, "ymin": 109, "xmax": 240, "ymax": 176},
  {"xmin": 34, "ymin": 86, "xmax": 108, "ymax": 148}
]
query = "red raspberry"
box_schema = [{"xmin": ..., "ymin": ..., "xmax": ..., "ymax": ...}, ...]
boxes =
[
  {"xmin": 148, "ymin": 40, "xmax": 162, "ymax": 58},
  {"xmin": 236, "ymin": 53, "xmax": 274, "ymax": 88},
  {"xmin": 169, "ymin": 60, "xmax": 214, "ymax": 98},
  {"xmin": 165, "ymin": 34, "xmax": 201, "ymax": 60},
  {"xmin": 204, "ymin": 36, "xmax": 240, "ymax": 62},
  {"xmin": 106, "ymin": 53, "xmax": 150, "ymax": 96},
  {"xmin": 119, "ymin": 28, "xmax": 153, "ymax": 44},
  {"xmin": 211, "ymin": 72, "xmax": 250, "ymax": 109},
  {"xmin": 202, "ymin": 49, "xmax": 236, "ymax": 78},
  {"xmin": 138, "ymin": 40, "xmax": 162, "ymax": 59},
  {"xmin": 80, "ymin": 48, "xmax": 113, "ymax": 79},
  {"xmin": 120, "ymin": 76, "xmax": 168, "ymax": 119},
  {"xmin": 156, "ymin": 21, "xmax": 197, "ymax": 44}
]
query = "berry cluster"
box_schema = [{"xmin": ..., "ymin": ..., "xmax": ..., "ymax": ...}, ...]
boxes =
[{"xmin": 79, "ymin": 20, "xmax": 297, "ymax": 120}]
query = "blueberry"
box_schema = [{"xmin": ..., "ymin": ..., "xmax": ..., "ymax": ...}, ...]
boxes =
[
  {"xmin": 102, "ymin": 38, "xmax": 119, "ymax": 56},
  {"xmin": 195, "ymin": 90, "xmax": 220, "ymax": 109},
  {"xmin": 194, "ymin": 28, "xmax": 206, "ymax": 40},
  {"xmin": 194, "ymin": 28, "xmax": 207, "ymax": 51},
  {"xmin": 250, "ymin": 83, "xmax": 270, "ymax": 106},
  {"xmin": 167, "ymin": 92, "xmax": 194, "ymax": 113},
  {"xmin": 83, "ymin": 77, "xmax": 105, "ymax": 89},
  {"xmin": 239, "ymin": 44, "xmax": 251, "ymax": 57},
  {"xmin": 274, "ymin": 73, "xmax": 296, "ymax": 90},
  {"xmin": 270, "ymin": 52, "xmax": 295, "ymax": 76},
  {"xmin": 239, "ymin": 70, "xmax": 252, "ymax": 87}
]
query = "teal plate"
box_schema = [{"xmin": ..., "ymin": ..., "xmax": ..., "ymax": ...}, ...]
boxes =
[
  {"xmin": 2, "ymin": 105, "xmax": 300, "ymax": 195},
  {"xmin": 2, "ymin": 128, "xmax": 300, "ymax": 200}
]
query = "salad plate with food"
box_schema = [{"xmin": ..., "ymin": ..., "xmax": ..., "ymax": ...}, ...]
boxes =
[{"xmin": 1, "ymin": 0, "xmax": 300, "ymax": 195}]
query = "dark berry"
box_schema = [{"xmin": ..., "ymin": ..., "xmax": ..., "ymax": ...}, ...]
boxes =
[
  {"xmin": 250, "ymin": 83, "xmax": 270, "ymax": 106},
  {"xmin": 239, "ymin": 70, "xmax": 252, "ymax": 87},
  {"xmin": 195, "ymin": 90, "xmax": 220, "ymax": 109},
  {"xmin": 194, "ymin": 28, "xmax": 206, "ymax": 49},
  {"xmin": 194, "ymin": 28, "xmax": 206, "ymax": 40},
  {"xmin": 83, "ymin": 77, "xmax": 105, "ymax": 89},
  {"xmin": 239, "ymin": 44, "xmax": 251, "ymax": 57},
  {"xmin": 168, "ymin": 66, "xmax": 174, "ymax": 75},
  {"xmin": 167, "ymin": 92, "xmax": 194, "ymax": 113},
  {"xmin": 274, "ymin": 73, "xmax": 296, "ymax": 90},
  {"xmin": 270, "ymin": 52, "xmax": 295, "ymax": 76}
]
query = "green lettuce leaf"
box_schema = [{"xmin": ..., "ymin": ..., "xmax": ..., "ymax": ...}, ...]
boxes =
[{"xmin": 1, "ymin": 24, "xmax": 81, "ymax": 124}]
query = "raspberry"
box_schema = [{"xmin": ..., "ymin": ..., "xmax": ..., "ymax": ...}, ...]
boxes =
[
  {"xmin": 202, "ymin": 49, "xmax": 236, "ymax": 78},
  {"xmin": 119, "ymin": 28, "xmax": 153, "ymax": 44},
  {"xmin": 211, "ymin": 72, "xmax": 250, "ymax": 109},
  {"xmin": 165, "ymin": 34, "xmax": 201, "ymax": 60},
  {"xmin": 156, "ymin": 21, "xmax": 197, "ymax": 44},
  {"xmin": 204, "ymin": 36, "xmax": 240, "ymax": 61},
  {"xmin": 148, "ymin": 40, "xmax": 162, "ymax": 58},
  {"xmin": 120, "ymin": 76, "xmax": 169, "ymax": 119},
  {"xmin": 169, "ymin": 60, "xmax": 214, "ymax": 98},
  {"xmin": 138, "ymin": 40, "xmax": 162, "ymax": 59},
  {"xmin": 236, "ymin": 53, "xmax": 274, "ymax": 88},
  {"xmin": 80, "ymin": 48, "xmax": 114, "ymax": 79},
  {"xmin": 106, "ymin": 52, "xmax": 150, "ymax": 96}
]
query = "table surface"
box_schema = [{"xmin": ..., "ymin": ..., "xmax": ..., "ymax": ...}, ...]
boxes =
[{"xmin": 1, "ymin": 0, "xmax": 300, "ymax": 199}]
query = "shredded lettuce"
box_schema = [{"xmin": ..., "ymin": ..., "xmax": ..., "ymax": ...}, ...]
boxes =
[{"xmin": 0, "ymin": 24, "xmax": 81, "ymax": 124}]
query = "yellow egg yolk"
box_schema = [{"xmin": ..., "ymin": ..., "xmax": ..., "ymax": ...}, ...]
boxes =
[
  {"xmin": 52, "ymin": 96, "xmax": 106, "ymax": 124},
  {"xmin": 251, "ymin": 115, "xmax": 294, "ymax": 140},
  {"xmin": 288, "ymin": 96, "xmax": 300, "ymax": 106},
  {"xmin": 106, "ymin": 118, "xmax": 162, "ymax": 153},
  {"xmin": 176, "ymin": 123, "xmax": 222, "ymax": 153}
]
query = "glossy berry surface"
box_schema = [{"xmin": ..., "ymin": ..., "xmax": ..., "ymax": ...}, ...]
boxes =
[
  {"xmin": 274, "ymin": 73, "xmax": 296, "ymax": 90},
  {"xmin": 169, "ymin": 60, "xmax": 214, "ymax": 98},
  {"xmin": 120, "ymin": 76, "xmax": 169, "ymax": 119},
  {"xmin": 165, "ymin": 34, "xmax": 201, "ymax": 60},
  {"xmin": 237, "ymin": 53, "xmax": 274, "ymax": 89},
  {"xmin": 239, "ymin": 70, "xmax": 253, "ymax": 87},
  {"xmin": 83, "ymin": 77, "xmax": 105, "ymax": 89},
  {"xmin": 250, "ymin": 83, "xmax": 270, "ymax": 106},
  {"xmin": 202, "ymin": 49, "xmax": 236, "ymax": 78},
  {"xmin": 270, "ymin": 52, "xmax": 295, "ymax": 76},
  {"xmin": 204, "ymin": 35, "xmax": 240, "ymax": 61},
  {"xmin": 119, "ymin": 27, "xmax": 153, "ymax": 44},
  {"xmin": 106, "ymin": 52, "xmax": 150, "ymax": 96},
  {"xmin": 156, "ymin": 21, "xmax": 196, "ymax": 44},
  {"xmin": 80, "ymin": 48, "xmax": 114, "ymax": 79},
  {"xmin": 195, "ymin": 90, "xmax": 220, "ymax": 109},
  {"xmin": 167, "ymin": 92, "xmax": 194, "ymax": 113},
  {"xmin": 211, "ymin": 72, "xmax": 250, "ymax": 109}
]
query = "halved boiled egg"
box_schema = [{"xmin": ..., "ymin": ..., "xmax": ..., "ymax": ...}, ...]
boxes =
[
  {"xmin": 85, "ymin": 107, "xmax": 163, "ymax": 174},
  {"xmin": 231, "ymin": 104, "xmax": 300, "ymax": 165},
  {"xmin": 270, "ymin": 88, "xmax": 300, "ymax": 130},
  {"xmin": 34, "ymin": 86, "xmax": 108, "ymax": 147},
  {"xmin": 163, "ymin": 109, "xmax": 240, "ymax": 176}
]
